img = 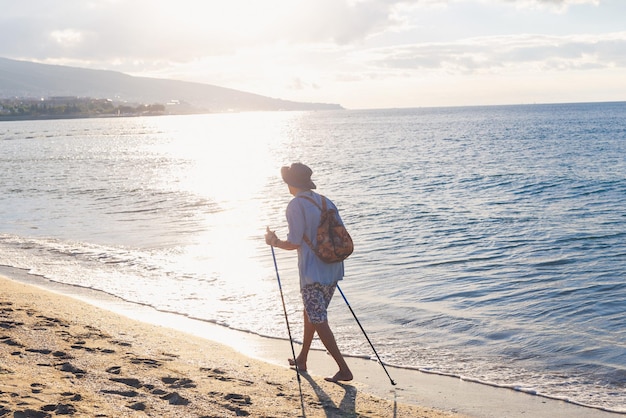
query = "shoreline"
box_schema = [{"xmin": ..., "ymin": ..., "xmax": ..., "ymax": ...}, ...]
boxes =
[
  {"xmin": 1, "ymin": 268, "xmax": 622, "ymax": 417},
  {"xmin": 0, "ymin": 273, "xmax": 455, "ymax": 418}
]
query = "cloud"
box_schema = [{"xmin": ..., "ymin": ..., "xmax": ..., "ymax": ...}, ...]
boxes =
[
  {"xmin": 0, "ymin": 0, "xmax": 608, "ymax": 68},
  {"xmin": 0, "ymin": 0, "xmax": 622, "ymax": 108},
  {"xmin": 360, "ymin": 32, "xmax": 626, "ymax": 74},
  {"xmin": 0, "ymin": 1, "xmax": 395, "ymax": 81},
  {"xmin": 49, "ymin": 29, "xmax": 84, "ymax": 48},
  {"xmin": 502, "ymin": 0, "xmax": 600, "ymax": 11}
]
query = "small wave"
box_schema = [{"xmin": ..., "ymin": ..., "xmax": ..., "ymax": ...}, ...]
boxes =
[{"xmin": 532, "ymin": 258, "xmax": 574, "ymax": 267}]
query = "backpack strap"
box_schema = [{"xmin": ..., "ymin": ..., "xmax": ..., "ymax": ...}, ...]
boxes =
[
  {"xmin": 297, "ymin": 194, "xmax": 327, "ymax": 249},
  {"xmin": 298, "ymin": 195, "xmax": 324, "ymax": 211}
]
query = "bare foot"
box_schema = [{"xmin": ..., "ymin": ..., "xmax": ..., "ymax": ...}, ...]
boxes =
[
  {"xmin": 287, "ymin": 358, "xmax": 307, "ymax": 372},
  {"xmin": 324, "ymin": 370, "xmax": 353, "ymax": 383}
]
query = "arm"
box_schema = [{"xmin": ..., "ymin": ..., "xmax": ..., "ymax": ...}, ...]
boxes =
[{"xmin": 265, "ymin": 228, "xmax": 300, "ymax": 250}]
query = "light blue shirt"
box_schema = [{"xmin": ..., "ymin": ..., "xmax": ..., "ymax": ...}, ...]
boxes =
[{"xmin": 286, "ymin": 190, "xmax": 345, "ymax": 288}]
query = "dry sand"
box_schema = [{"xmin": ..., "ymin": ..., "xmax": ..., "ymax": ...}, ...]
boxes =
[{"xmin": 0, "ymin": 276, "xmax": 463, "ymax": 417}]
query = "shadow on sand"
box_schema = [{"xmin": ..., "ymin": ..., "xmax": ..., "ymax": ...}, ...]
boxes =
[{"xmin": 299, "ymin": 372, "xmax": 398, "ymax": 418}]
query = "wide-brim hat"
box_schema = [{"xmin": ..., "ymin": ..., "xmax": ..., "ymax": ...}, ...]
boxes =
[{"xmin": 281, "ymin": 163, "xmax": 316, "ymax": 189}]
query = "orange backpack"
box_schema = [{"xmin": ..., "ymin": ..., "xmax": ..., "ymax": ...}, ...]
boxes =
[{"xmin": 299, "ymin": 195, "xmax": 354, "ymax": 263}]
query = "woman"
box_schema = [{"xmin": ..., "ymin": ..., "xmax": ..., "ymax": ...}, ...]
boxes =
[{"xmin": 265, "ymin": 162, "xmax": 353, "ymax": 383}]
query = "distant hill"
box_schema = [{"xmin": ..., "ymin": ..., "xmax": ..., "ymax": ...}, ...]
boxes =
[{"xmin": 0, "ymin": 57, "xmax": 343, "ymax": 112}]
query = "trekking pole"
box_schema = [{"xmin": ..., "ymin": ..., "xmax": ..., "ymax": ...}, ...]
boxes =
[
  {"xmin": 270, "ymin": 244, "xmax": 306, "ymax": 417},
  {"xmin": 336, "ymin": 284, "xmax": 397, "ymax": 386}
]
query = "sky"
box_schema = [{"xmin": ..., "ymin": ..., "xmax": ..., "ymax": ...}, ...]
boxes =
[{"xmin": 1, "ymin": 0, "xmax": 625, "ymax": 109}]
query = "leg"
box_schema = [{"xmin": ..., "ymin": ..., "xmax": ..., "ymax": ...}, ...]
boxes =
[
  {"xmin": 313, "ymin": 320, "xmax": 353, "ymax": 382},
  {"xmin": 289, "ymin": 309, "xmax": 315, "ymax": 371},
  {"xmin": 299, "ymin": 282, "xmax": 353, "ymax": 382}
]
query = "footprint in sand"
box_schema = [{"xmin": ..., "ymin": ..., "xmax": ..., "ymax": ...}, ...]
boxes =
[
  {"xmin": 128, "ymin": 401, "xmax": 146, "ymax": 411},
  {"xmin": 223, "ymin": 393, "xmax": 252, "ymax": 416},
  {"xmin": 34, "ymin": 315, "xmax": 69, "ymax": 329},
  {"xmin": 160, "ymin": 392, "xmax": 190, "ymax": 406},
  {"xmin": 161, "ymin": 376, "xmax": 196, "ymax": 389},
  {"xmin": 52, "ymin": 350, "xmax": 72, "ymax": 359},
  {"xmin": 101, "ymin": 389, "xmax": 139, "ymax": 398},
  {"xmin": 0, "ymin": 320, "xmax": 24, "ymax": 329},
  {"xmin": 26, "ymin": 348, "xmax": 52, "ymax": 355},
  {"xmin": 30, "ymin": 383, "xmax": 45, "ymax": 394},
  {"xmin": 200, "ymin": 367, "xmax": 254, "ymax": 386},
  {"xmin": 106, "ymin": 374, "xmax": 192, "ymax": 406},
  {"xmin": 110, "ymin": 339, "xmax": 132, "ymax": 347},
  {"xmin": 105, "ymin": 365, "xmax": 122, "ymax": 374},
  {"xmin": 41, "ymin": 403, "xmax": 76, "ymax": 415},
  {"xmin": 58, "ymin": 362, "xmax": 86, "ymax": 377},
  {"xmin": 1, "ymin": 336, "xmax": 24, "ymax": 347},
  {"xmin": 60, "ymin": 392, "xmax": 82, "ymax": 402},
  {"xmin": 128, "ymin": 357, "xmax": 162, "ymax": 368},
  {"xmin": 204, "ymin": 391, "xmax": 252, "ymax": 416},
  {"xmin": 12, "ymin": 409, "xmax": 50, "ymax": 418},
  {"xmin": 109, "ymin": 377, "xmax": 142, "ymax": 388},
  {"xmin": 225, "ymin": 393, "xmax": 252, "ymax": 405}
]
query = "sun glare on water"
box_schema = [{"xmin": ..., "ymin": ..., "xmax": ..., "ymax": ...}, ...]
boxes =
[{"xmin": 147, "ymin": 112, "xmax": 300, "ymax": 296}]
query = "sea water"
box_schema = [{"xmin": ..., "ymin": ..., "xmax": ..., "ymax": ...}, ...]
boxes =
[{"xmin": 1, "ymin": 102, "xmax": 625, "ymax": 413}]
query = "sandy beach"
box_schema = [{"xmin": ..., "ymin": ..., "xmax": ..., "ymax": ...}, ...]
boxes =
[
  {"xmin": 1, "ymin": 273, "xmax": 622, "ymax": 418},
  {"xmin": 0, "ymin": 275, "xmax": 463, "ymax": 417}
]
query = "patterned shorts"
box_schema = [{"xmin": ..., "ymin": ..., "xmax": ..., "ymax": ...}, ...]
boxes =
[{"xmin": 301, "ymin": 282, "xmax": 337, "ymax": 324}]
